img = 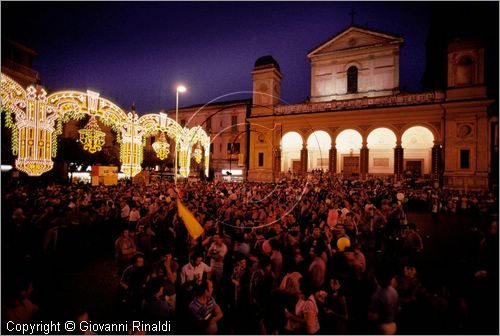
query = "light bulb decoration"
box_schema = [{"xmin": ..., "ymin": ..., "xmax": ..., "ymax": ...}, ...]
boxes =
[
  {"xmin": 152, "ymin": 132, "xmax": 170, "ymax": 160},
  {"xmin": 179, "ymin": 126, "xmax": 210, "ymax": 177},
  {"xmin": 78, "ymin": 115, "xmax": 106, "ymax": 153},
  {"xmin": 1, "ymin": 75, "xmax": 60, "ymax": 175},
  {"xmin": 193, "ymin": 148, "xmax": 202, "ymax": 164},
  {"xmin": 119, "ymin": 111, "xmax": 143, "ymax": 178}
]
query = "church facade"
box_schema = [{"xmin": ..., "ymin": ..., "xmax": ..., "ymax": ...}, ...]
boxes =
[{"xmin": 247, "ymin": 26, "xmax": 496, "ymax": 190}]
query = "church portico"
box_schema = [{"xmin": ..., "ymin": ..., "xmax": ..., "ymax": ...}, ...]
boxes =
[{"xmin": 248, "ymin": 98, "xmax": 490, "ymax": 188}]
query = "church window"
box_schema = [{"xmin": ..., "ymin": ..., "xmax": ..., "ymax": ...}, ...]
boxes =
[
  {"xmin": 347, "ymin": 66, "xmax": 358, "ymax": 93},
  {"xmin": 456, "ymin": 56, "xmax": 474, "ymax": 85}
]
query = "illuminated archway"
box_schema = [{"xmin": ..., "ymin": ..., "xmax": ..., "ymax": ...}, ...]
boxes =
[
  {"xmin": 335, "ymin": 129, "xmax": 362, "ymax": 175},
  {"xmin": 367, "ymin": 127, "xmax": 397, "ymax": 175},
  {"xmin": 180, "ymin": 126, "xmax": 210, "ymax": 178},
  {"xmin": 281, "ymin": 131, "xmax": 303, "ymax": 173},
  {"xmin": 307, "ymin": 130, "xmax": 331, "ymax": 171},
  {"xmin": 402, "ymin": 126, "xmax": 434, "ymax": 176},
  {"xmin": 1, "ymin": 73, "xmax": 210, "ymax": 178}
]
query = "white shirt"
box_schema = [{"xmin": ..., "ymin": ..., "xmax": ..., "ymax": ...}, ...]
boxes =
[
  {"xmin": 180, "ymin": 262, "xmax": 212, "ymax": 285},
  {"xmin": 121, "ymin": 204, "xmax": 130, "ymax": 219},
  {"xmin": 129, "ymin": 209, "xmax": 141, "ymax": 222},
  {"xmin": 303, "ymin": 295, "xmax": 320, "ymax": 334}
]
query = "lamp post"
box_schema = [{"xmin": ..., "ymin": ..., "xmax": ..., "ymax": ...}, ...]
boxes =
[
  {"xmin": 229, "ymin": 142, "xmax": 234, "ymax": 182},
  {"xmin": 130, "ymin": 102, "xmax": 136, "ymax": 180},
  {"xmin": 175, "ymin": 85, "xmax": 186, "ymax": 183}
]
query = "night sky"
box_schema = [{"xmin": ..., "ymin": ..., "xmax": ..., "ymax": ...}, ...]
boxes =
[{"xmin": 1, "ymin": 2, "xmax": 450, "ymax": 114}]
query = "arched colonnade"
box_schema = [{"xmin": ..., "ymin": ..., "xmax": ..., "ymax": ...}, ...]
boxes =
[{"xmin": 280, "ymin": 125, "xmax": 441, "ymax": 179}]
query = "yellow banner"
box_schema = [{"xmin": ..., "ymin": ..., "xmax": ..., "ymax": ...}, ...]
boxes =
[{"xmin": 177, "ymin": 198, "xmax": 204, "ymax": 239}]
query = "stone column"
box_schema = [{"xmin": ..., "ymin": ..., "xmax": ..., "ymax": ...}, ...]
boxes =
[
  {"xmin": 329, "ymin": 147, "xmax": 337, "ymax": 176},
  {"xmin": 300, "ymin": 144, "xmax": 308, "ymax": 175},
  {"xmin": 274, "ymin": 147, "xmax": 281, "ymax": 176},
  {"xmin": 394, "ymin": 144, "xmax": 404, "ymax": 181},
  {"xmin": 431, "ymin": 143, "xmax": 442, "ymax": 182},
  {"xmin": 360, "ymin": 144, "xmax": 369, "ymax": 180}
]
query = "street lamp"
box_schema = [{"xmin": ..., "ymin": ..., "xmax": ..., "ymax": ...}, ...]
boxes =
[
  {"xmin": 175, "ymin": 85, "xmax": 187, "ymax": 182},
  {"xmin": 130, "ymin": 102, "xmax": 136, "ymax": 180}
]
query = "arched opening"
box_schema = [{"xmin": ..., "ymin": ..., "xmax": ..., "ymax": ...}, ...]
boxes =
[
  {"xmin": 307, "ymin": 130, "xmax": 332, "ymax": 171},
  {"xmin": 258, "ymin": 83, "xmax": 270, "ymax": 105},
  {"xmin": 456, "ymin": 56, "xmax": 474, "ymax": 85},
  {"xmin": 347, "ymin": 66, "xmax": 358, "ymax": 93},
  {"xmin": 336, "ymin": 129, "xmax": 362, "ymax": 176},
  {"xmin": 367, "ymin": 128, "xmax": 397, "ymax": 175},
  {"xmin": 402, "ymin": 126, "xmax": 434, "ymax": 177},
  {"xmin": 281, "ymin": 131, "xmax": 303, "ymax": 173}
]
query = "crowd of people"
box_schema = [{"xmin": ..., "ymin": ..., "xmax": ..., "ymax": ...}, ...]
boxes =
[{"xmin": 2, "ymin": 172, "xmax": 498, "ymax": 335}]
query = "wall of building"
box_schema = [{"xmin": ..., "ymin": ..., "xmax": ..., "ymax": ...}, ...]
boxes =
[{"xmin": 308, "ymin": 27, "xmax": 403, "ymax": 102}]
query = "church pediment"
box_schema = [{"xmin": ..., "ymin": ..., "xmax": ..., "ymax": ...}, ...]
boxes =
[{"xmin": 308, "ymin": 26, "xmax": 403, "ymax": 58}]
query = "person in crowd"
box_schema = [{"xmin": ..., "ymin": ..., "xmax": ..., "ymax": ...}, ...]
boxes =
[
  {"xmin": 120, "ymin": 253, "xmax": 149, "ymax": 315},
  {"xmin": 142, "ymin": 277, "xmax": 172, "ymax": 322},
  {"xmin": 368, "ymin": 269, "xmax": 400, "ymax": 335},
  {"xmin": 150, "ymin": 248, "xmax": 179, "ymax": 312},
  {"xmin": 180, "ymin": 251, "xmax": 212, "ymax": 290},
  {"xmin": 321, "ymin": 277, "xmax": 348, "ymax": 335},
  {"xmin": 2, "ymin": 277, "xmax": 38, "ymax": 325},
  {"xmin": 269, "ymin": 238, "xmax": 284, "ymax": 280},
  {"xmin": 128, "ymin": 206, "xmax": 141, "ymax": 231},
  {"xmin": 115, "ymin": 228, "xmax": 137, "ymax": 276},
  {"xmin": 284, "ymin": 278, "xmax": 323, "ymax": 334},
  {"xmin": 231, "ymin": 256, "xmax": 251, "ymax": 306},
  {"xmin": 120, "ymin": 201, "xmax": 131, "ymax": 229},
  {"xmin": 308, "ymin": 245, "xmax": 326, "ymax": 290},
  {"xmin": 188, "ymin": 279, "xmax": 224, "ymax": 334},
  {"xmin": 206, "ymin": 233, "xmax": 227, "ymax": 292}
]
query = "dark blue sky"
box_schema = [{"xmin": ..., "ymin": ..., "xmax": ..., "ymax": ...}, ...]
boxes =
[{"xmin": 3, "ymin": 2, "xmax": 433, "ymax": 114}]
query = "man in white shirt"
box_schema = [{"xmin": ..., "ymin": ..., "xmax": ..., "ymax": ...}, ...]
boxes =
[
  {"xmin": 180, "ymin": 252, "xmax": 212, "ymax": 290},
  {"xmin": 128, "ymin": 206, "xmax": 141, "ymax": 230},
  {"xmin": 207, "ymin": 234, "xmax": 227, "ymax": 289},
  {"xmin": 120, "ymin": 201, "xmax": 130, "ymax": 220}
]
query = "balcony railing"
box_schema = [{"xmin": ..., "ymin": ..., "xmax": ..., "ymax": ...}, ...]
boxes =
[{"xmin": 274, "ymin": 91, "xmax": 446, "ymax": 115}]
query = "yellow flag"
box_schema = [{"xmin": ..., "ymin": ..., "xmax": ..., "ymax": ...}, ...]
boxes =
[{"xmin": 177, "ymin": 198, "xmax": 204, "ymax": 239}]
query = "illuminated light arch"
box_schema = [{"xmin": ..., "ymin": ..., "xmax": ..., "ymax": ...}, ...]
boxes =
[
  {"xmin": 47, "ymin": 90, "xmax": 145, "ymax": 177},
  {"xmin": 180, "ymin": 126, "xmax": 210, "ymax": 177},
  {"xmin": 367, "ymin": 127, "xmax": 397, "ymax": 174},
  {"xmin": 1, "ymin": 73, "xmax": 210, "ymax": 178},
  {"xmin": 307, "ymin": 130, "xmax": 332, "ymax": 171},
  {"xmin": 402, "ymin": 126, "xmax": 435, "ymax": 176},
  {"xmin": 280, "ymin": 131, "xmax": 303, "ymax": 173},
  {"xmin": 138, "ymin": 113, "xmax": 184, "ymax": 143}
]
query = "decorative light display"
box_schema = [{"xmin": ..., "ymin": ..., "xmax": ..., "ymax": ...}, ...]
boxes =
[
  {"xmin": 120, "ymin": 111, "xmax": 143, "ymax": 178},
  {"xmin": 152, "ymin": 132, "xmax": 170, "ymax": 160},
  {"xmin": 1, "ymin": 75, "xmax": 58, "ymax": 176},
  {"xmin": 1, "ymin": 73, "xmax": 210, "ymax": 178},
  {"xmin": 178, "ymin": 126, "xmax": 211, "ymax": 178},
  {"xmin": 2, "ymin": 106, "xmax": 18, "ymax": 155},
  {"xmin": 78, "ymin": 115, "xmax": 106, "ymax": 153},
  {"xmin": 193, "ymin": 148, "xmax": 202, "ymax": 164}
]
